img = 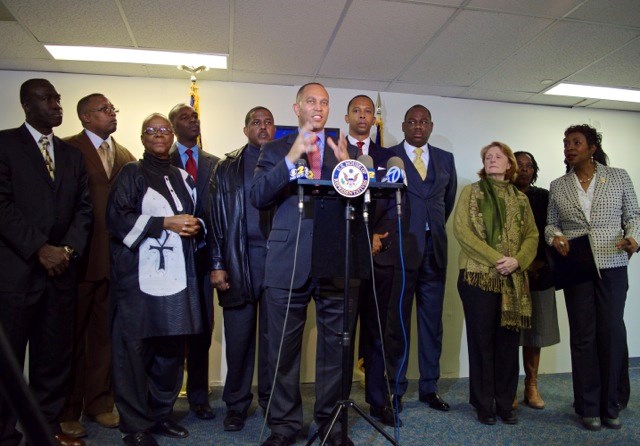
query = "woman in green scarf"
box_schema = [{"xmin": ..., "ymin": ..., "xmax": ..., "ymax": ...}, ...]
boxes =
[{"xmin": 453, "ymin": 142, "xmax": 538, "ymax": 426}]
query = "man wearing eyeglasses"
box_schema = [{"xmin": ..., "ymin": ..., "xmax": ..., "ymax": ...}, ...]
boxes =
[
  {"xmin": 168, "ymin": 103, "xmax": 219, "ymax": 421},
  {"xmin": 0, "ymin": 79, "xmax": 92, "ymax": 446},
  {"xmin": 385, "ymin": 105, "xmax": 457, "ymax": 414},
  {"xmin": 57, "ymin": 94, "xmax": 135, "ymax": 440}
]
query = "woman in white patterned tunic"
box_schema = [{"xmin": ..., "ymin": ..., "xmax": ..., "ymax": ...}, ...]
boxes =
[
  {"xmin": 106, "ymin": 114, "xmax": 204, "ymax": 446},
  {"xmin": 546, "ymin": 124, "xmax": 640, "ymax": 432}
]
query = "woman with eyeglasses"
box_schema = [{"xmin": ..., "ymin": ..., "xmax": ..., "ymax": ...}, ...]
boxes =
[
  {"xmin": 453, "ymin": 142, "xmax": 538, "ymax": 426},
  {"xmin": 106, "ymin": 113, "xmax": 205, "ymax": 446},
  {"xmin": 546, "ymin": 124, "xmax": 640, "ymax": 431},
  {"xmin": 512, "ymin": 151, "xmax": 560, "ymax": 411}
]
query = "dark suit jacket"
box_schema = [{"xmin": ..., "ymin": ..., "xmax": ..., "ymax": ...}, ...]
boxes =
[
  {"xmin": 251, "ymin": 131, "xmax": 370, "ymax": 289},
  {"xmin": 0, "ymin": 124, "xmax": 92, "ymax": 293},
  {"xmin": 64, "ymin": 131, "xmax": 135, "ymax": 281},
  {"xmin": 376, "ymin": 142, "xmax": 456, "ymax": 270},
  {"xmin": 170, "ymin": 143, "xmax": 219, "ymax": 329},
  {"xmin": 347, "ymin": 140, "xmax": 391, "ymax": 181}
]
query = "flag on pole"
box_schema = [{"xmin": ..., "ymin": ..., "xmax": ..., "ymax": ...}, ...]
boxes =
[
  {"xmin": 375, "ymin": 92, "xmax": 383, "ymax": 147},
  {"xmin": 189, "ymin": 76, "xmax": 202, "ymax": 147}
]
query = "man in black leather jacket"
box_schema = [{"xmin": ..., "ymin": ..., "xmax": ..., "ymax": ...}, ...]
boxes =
[{"xmin": 210, "ymin": 106, "xmax": 275, "ymax": 432}]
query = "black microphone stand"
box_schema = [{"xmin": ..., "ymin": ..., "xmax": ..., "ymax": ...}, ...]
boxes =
[{"xmin": 299, "ymin": 180, "xmax": 401, "ymax": 446}]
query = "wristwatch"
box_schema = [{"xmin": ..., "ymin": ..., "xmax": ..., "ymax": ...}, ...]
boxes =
[{"xmin": 62, "ymin": 245, "xmax": 76, "ymax": 258}]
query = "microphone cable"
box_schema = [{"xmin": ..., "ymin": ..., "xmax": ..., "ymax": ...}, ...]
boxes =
[
  {"xmin": 393, "ymin": 212, "xmax": 408, "ymax": 433},
  {"xmin": 258, "ymin": 199, "xmax": 305, "ymax": 445},
  {"xmin": 362, "ymin": 220, "xmax": 402, "ymax": 443}
]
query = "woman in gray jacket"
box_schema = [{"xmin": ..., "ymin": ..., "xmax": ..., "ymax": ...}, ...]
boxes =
[{"xmin": 546, "ymin": 124, "xmax": 640, "ymax": 432}]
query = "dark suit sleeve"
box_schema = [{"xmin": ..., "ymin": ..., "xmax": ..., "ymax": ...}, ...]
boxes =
[
  {"xmin": 60, "ymin": 154, "xmax": 93, "ymax": 256},
  {"xmin": 444, "ymin": 152, "xmax": 457, "ymax": 222},
  {"xmin": 0, "ymin": 139, "xmax": 50, "ymax": 259},
  {"xmin": 250, "ymin": 141, "xmax": 291, "ymax": 210}
]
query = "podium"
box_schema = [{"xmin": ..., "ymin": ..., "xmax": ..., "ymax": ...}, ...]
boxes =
[{"xmin": 296, "ymin": 177, "xmax": 403, "ymax": 446}]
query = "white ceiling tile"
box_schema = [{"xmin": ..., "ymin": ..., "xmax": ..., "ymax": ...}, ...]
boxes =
[
  {"xmin": 320, "ymin": 0, "xmax": 454, "ymax": 80},
  {"xmin": 2, "ymin": 0, "xmax": 132, "ymax": 46},
  {"xmin": 233, "ymin": 0, "xmax": 348, "ymax": 75},
  {"xmin": 472, "ymin": 21, "xmax": 640, "ymax": 92},
  {"xmin": 566, "ymin": 38, "xmax": 640, "ymax": 88},
  {"xmin": 567, "ymin": 0, "xmax": 640, "ymax": 28},
  {"xmin": 230, "ymin": 71, "xmax": 315, "ymax": 87},
  {"xmin": 585, "ymin": 100, "xmax": 640, "ymax": 112},
  {"xmin": 468, "ymin": 0, "xmax": 583, "ymax": 18},
  {"xmin": 314, "ymin": 77, "xmax": 391, "ymax": 92},
  {"xmin": 458, "ymin": 88, "xmax": 534, "ymax": 102},
  {"xmin": 0, "ymin": 22, "xmax": 51, "ymax": 59},
  {"xmin": 400, "ymin": 10, "xmax": 552, "ymax": 85},
  {"xmin": 525, "ymin": 93, "xmax": 587, "ymax": 107},
  {"xmin": 387, "ymin": 82, "xmax": 467, "ymax": 97},
  {"xmin": 120, "ymin": 0, "xmax": 230, "ymax": 52}
]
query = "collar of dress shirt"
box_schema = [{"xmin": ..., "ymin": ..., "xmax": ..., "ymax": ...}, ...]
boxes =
[{"xmin": 84, "ymin": 129, "xmax": 112, "ymax": 150}]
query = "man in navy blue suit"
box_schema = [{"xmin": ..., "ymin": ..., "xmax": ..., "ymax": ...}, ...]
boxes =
[
  {"xmin": 168, "ymin": 103, "xmax": 219, "ymax": 421},
  {"xmin": 386, "ymin": 104, "xmax": 457, "ymax": 413},
  {"xmin": 251, "ymin": 83, "xmax": 369, "ymax": 446}
]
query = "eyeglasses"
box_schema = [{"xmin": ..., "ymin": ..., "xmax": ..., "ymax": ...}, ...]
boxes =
[
  {"xmin": 143, "ymin": 127, "xmax": 173, "ymax": 136},
  {"xmin": 405, "ymin": 119, "xmax": 432, "ymax": 128},
  {"xmin": 88, "ymin": 106, "xmax": 119, "ymax": 114}
]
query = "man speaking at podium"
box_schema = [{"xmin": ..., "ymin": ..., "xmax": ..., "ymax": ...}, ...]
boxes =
[{"xmin": 251, "ymin": 83, "xmax": 369, "ymax": 446}]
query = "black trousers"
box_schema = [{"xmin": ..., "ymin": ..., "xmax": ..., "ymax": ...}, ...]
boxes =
[
  {"xmin": 0, "ymin": 281, "xmax": 75, "ymax": 445},
  {"xmin": 222, "ymin": 244, "xmax": 270, "ymax": 413},
  {"xmin": 111, "ymin": 312, "xmax": 184, "ymax": 434},
  {"xmin": 264, "ymin": 278, "xmax": 358, "ymax": 438},
  {"xmin": 564, "ymin": 266, "xmax": 627, "ymax": 419},
  {"xmin": 458, "ymin": 272, "xmax": 519, "ymax": 416}
]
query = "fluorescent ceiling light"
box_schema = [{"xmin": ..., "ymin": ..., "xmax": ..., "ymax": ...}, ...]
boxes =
[
  {"xmin": 544, "ymin": 83, "xmax": 640, "ymax": 103},
  {"xmin": 44, "ymin": 45, "xmax": 227, "ymax": 69}
]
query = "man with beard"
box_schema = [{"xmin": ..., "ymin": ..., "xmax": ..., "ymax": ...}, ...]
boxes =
[
  {"xmin": 0, "ymin": 78, "xmax": 92, "ymax": 446},
  {"xmin": 210, "ymin": 106, "xmax": 275, "ymax": 432}
]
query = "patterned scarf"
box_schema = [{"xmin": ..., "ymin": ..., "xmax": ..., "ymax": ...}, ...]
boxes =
[{"xmin": 464, "ymin": 179, "xmax": 532, "ymax": 330}]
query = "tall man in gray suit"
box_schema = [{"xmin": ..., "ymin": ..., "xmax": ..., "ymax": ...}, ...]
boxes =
[
  {"xmin": 168, "ymin": 103, "xmax": 219, "ymax": 420},
  {"xmin": 387, "ymin": 104, "xmax": 457, "ymax": 412},
  {"xmin": 60, "ymin": 94, "xmax": 135, "ymax": 439}
]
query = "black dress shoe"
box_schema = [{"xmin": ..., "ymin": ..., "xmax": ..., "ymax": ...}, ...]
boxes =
[
  {"xmin": 261, "ymin": 432, "xmax": 294, "ymax": 446},
  {"xmin": 150, "ymin": 420, "xmax": 189, "ymax": 439},
  {"xmin": 369, "ymin": 405, "xmax": 402, "ymax": 427},
  {"xmin": 420, "ymin": 392, "xmax": 450, "ymax": 412},
  {"xmin": 224, "ymin": 410, "xmax": 247, "ymax": 431},
  {"xmin": 192, "ymin": 404, "xmax": 216, "ymax": 420},
  {"xmin": 477, "ymin": 412, "xmax": 497, "ymax": 425},
  {"xmin": 582, "ymin": 417, "xmax": 602, "ymax": 431},
  {"xmin": 602, "ymin": 417, "xmax": 622, "ymax": 430},
  {"xmin": 499, "ymin": 410, "xmax": 518, "ymax": 425},
  {"xmin": 122, "ymin": 432, "xmax": 159, "ymax": 446}
]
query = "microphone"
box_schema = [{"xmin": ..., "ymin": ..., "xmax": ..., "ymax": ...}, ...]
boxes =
[
  {"xmin": 383, "ymin": 156, "xmax": 406, "ymax": 217},
  {"xmin": 295, "ymin": 159, "xmax": 307, "ymax": 214},
  {"xmin": 357, "ymin": 155, "xmax": 375, "ymax": 224}
]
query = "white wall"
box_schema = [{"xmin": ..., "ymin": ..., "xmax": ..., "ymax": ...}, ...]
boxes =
[{"xmin": 2, "ymin": 70, "xmax": 639, "ymax": 384}]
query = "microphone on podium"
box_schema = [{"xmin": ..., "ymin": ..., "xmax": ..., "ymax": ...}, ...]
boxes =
[
  {"xmin": 294, "ymin": 159, "xmax": 309, "ymax": 214},
  {"xmin": 383, "ymin": 156, "xmax": 406, "ymax": 217},
  {"xmin": 357, "ymin": 155, "xmax": 375, "ymax": 223}
]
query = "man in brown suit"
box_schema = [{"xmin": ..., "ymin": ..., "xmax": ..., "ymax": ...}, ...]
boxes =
[{"xmin": 60, "ymin": 93, "xmax": 135, "ymax": 439}]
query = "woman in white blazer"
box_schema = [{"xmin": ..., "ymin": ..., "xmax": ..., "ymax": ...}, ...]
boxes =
[{"xmin": 545, "ymin": 124, "xmax": 640, "ymax": 432}]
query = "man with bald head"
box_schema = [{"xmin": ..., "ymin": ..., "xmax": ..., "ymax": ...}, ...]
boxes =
[
  {"xmin": 168, "ymin": 103, "xmax": 219, "ymax": 420},
  {"xmin": 0, "ymin": 78, "xmax": 92, "ymax": 446},
  {"xmin": 251, "ymin": 83, "xmax": 369, "ymax": 446},
  {"xmin": 59, "ymin": 93, "xmax": 135, "ymax": 439}
]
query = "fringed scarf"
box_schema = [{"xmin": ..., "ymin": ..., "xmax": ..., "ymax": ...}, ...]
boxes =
[{"xmin": 464, "ymin": 179, "xmax": 532, "ymax": 330}]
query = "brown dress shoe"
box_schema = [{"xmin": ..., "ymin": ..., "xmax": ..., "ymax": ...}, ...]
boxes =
[
  {"xmin": 54, "ymin": 433, "xmax": 86, "ymax": 446},
  {"xmin": 86, "ymin": 412, "xmax": 119, "ymax": 428},
  {"xmin": 60, "ymin": 421, "xmax": 87, "ymax": 438}
]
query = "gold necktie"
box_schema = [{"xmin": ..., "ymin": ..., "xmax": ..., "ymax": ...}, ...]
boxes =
[
  {"xmin": 98, "ymin": 141, "xmax": 113, "ymax": 177},
  {"xmin": 39, "ymin": 136, "xmax": 55, "ymax": 180},
  {"xmin": 413, "ymin": 147, "xmax": 427, "ymax": 180}
]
